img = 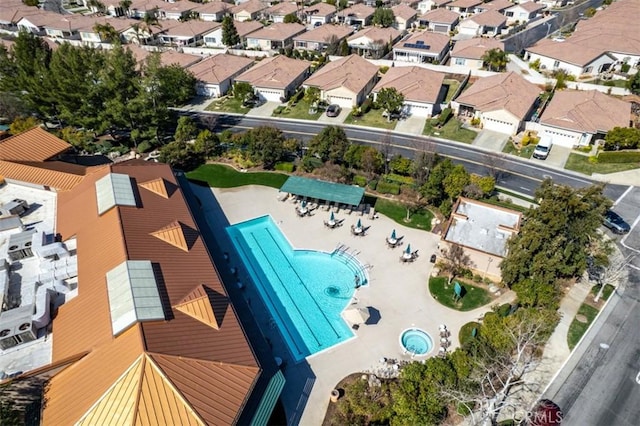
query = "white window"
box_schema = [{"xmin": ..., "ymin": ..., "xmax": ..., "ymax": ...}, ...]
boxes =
[
  {"xmin": 553, "ymin": 60, "xmax": 560, "ymax": 68},
  {"xmin": 455, "ymin": 58, "xmax": 465, "ymax": 65}
]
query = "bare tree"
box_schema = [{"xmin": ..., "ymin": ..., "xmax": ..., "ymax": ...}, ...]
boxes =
[
  {"xmin": 380, "ymin": 131, "xmax": 392, "ymax": 175},
  {"xmin": 437, "ymin": 243, "xmax": 473, "ymax": 285},
  {"xmin": 483, "ymin": 152, "xmax": 507, "ymax": 181},
  {"xmin": 593, "ymin": 251, "xmax": 635, "ymax": 302}
]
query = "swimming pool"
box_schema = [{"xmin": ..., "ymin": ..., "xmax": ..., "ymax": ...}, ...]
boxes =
[{"xmin": 227, "ymin": 215, "xmax": 366, "ymax": 361}]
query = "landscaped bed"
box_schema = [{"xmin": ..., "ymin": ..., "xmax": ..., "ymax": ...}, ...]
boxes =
[
  {"xmin": 564, "ymin": 153, "xmax": 640, "ymax": 175},
  {"xmin": 344, "ymin": 109, "xmax": 397, "ymax": 130},
  {"xmin": 428, "ymin": 276, "xmax": 492, "ymax": 311},
  {"xmin": 272, "ymin": 99, "xmax": 322, "ymax": 120},
  {"xmin": 186, "ymin": 163, "xmax": 288, "ymax": 188},
  {"xmin": 374, "ymin": 198, "xmax": 433, "ymax": 231},
  {"xmin": 423, "ymin": 119, "xmax": 478, "ymax": 144},
  {"xmin": 205, "ymin": 96, "xmax": 250, "ymax": 114},
  {"xmin": 567, "ymin": 303, "xmax": 599, "ymax": 350},
  {"xmin": 502, "ymin": 141, "xmax": 535, "ymax": 158}
]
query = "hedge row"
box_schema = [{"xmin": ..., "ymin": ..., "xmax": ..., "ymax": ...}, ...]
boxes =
[
  {"xmin": 353, "ymin": 175, "xmax": 367, "ymax": 187},
  {"xmin": 376, "ymin": 180, "xmax": 401, "ymax": 195},
  {"xmin": 597, "ymin": 150, "xmax": 640, "ymax": 163},
  {"xmin": 384, "ymin": 173, "xmax": 414, "ymax": 185},
  {"xmin": 275, "ymin": 162, "xmax": 294, "ymax": 172}
]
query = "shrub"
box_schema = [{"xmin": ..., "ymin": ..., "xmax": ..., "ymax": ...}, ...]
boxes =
[
  {"xmin": 361, "ymin": 98, "xmax": 373, "ymax": 114},
  {"xmin": 470, "ymin": 117, "xmax": 481, "ymax": 127},
  {"xmin": 384, "ymin": 173, "xmax": 414, "ymax": 185},
  {"xmin": 376, "ymin": 180, "xmax": 400, "ymax": 195},
  {"xmin": 473, "ymin": 274, "xmax": 483, "ymax": 282},
  {"xmin": 497, "ymin": 303, "xmax": 511, "ymax": 317},
  {"xmin": 438, "ymin": 107, "xmax": 452, "ymax": 125},
  {"xmin": 597, "ymin": 151, "xmax": 640, "ymax": 163},
  {"xmin": 137, "ymin": 141, "xmax": 153, "ymax": 153},
  {"xmin": 273, "ymin": 105, "xmax": 286, "ymax": 114},
  {"xmin": 353, "ymin": 175, "xmax": 367, "ymax": 187},
  {"xmin": 368, "ymin": 179, "xmax": 378, "ymax": 190},
  {"xmin": 275, "ymin": 162, "xmax": 294, "ymax": 172},
  {"xmin": 529, "ymin": 58, "xmax": 541, "ymax": 71},
  {"xmin": 621, "ymin": 63, "xmax": 631, "ymax": 73},
  {"xmin": 379, "ymin": 66, "xmax": 389, "ymax": 74}
]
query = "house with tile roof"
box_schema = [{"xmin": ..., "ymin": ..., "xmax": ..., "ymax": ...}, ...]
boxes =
[
  {"xmin": 452, "ymin": 71, "xmax": 541, "ymax": 135},
  {"xmin": 337, "ymin": 3, "xmax": 376, "ymax": 27},
  {"xmin": 450, "ymin": 37, "xmax": 504, "ymax": 69},
  {"xmin": 393, "ymin": 31, "xmax": 451, "ymax": 64},
  {"xmin": 245, "ymin": 22, "xmax": 307, "ymax": 50},
  {"xmin": 37, "ymin": 159, "xmax": 284, "ymax": 425},
  {"xmin": 159, "ymin": 20, "xmax": 220, "ymax": 47},
  {"xmin": 475, "ymin": 0, "xmax": 513, "ymax": 14},
  {"xmin": 265, "ymin": 2, "xmax": 300, "ymax": 23},
  {"xmin": 76, "ymin": 17, "xmax": 139, "ymax": 45},
  {"xmin": 235, "ymin": 55, "xmax": 311, "ymax": 102},
  {"xmin": 301, "ymin": 3, "xmax": 337, "ymax": 27},
  {"xmin": 203, "ymin": 20, "xmax": 263, "ymax": 48},
  {"xmin": 193, "ymin": 1, "xmax": 232, "ymax": 22},
  {"xmin": 0, "ymin": 2, "xmax": 40, "ymax": 31},
  {"xmin": 347, "ymin": 27, "xmax": 402, "ymax": 59},
  {"xmin": 537, "ymin": 90, "xmax": 632, "ymax": 148},
  {"xmin": 503, "ymin": 2, "xmax": 546, "ymax": 25},
  {"xmin": 417, "ymin": 0, "xmax": 453, "ymax": 14},
  {"xmin": 156, "ymin": 0, "xmax": 199, "ymax": 20},
  {"xmin": 391, "ymin": 4, "xmax": 418, "ymax": 31},
  {"xmin": 372, "ymin": 66, "xmax": 446, "ymax": 117},
  {"xmin": 233, "ymin": 0, "xmax": 268, "ymax": 22},
  {"xmin": 125, "ymin": 0, "xmax": 167, "ymax": 19},
  {"xmin": 447, "ymin": 0, "xmax": 483, "ymax": 16},
  {"xmin": 293, "ymin": 24, "xmax": 353, "ymax": 52},
  {"xmin": 458, "ymin": 10, "xmax": 507, "ymax": 37},
  {"xmin": 189, "ymin": 54, "xmax": 255, "ymax": 98},
  {"xmin": 418, "ymin": 8, "xmax": 460, "ymax": 33},
  {"xmin": 525, "ymin": 39, "xmax": 616, "ymax": 78},
  {"xmin": 303, "ymin": 54, "xmax": 379, "ymax": 108}
]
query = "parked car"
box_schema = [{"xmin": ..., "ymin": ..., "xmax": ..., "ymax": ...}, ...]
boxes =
[
  {"xmin": 532, "ymin": 138, "xmax": 552, "ymax": 160},
  {"xmin": 603, "ymin": 210, "xmax": 630, "ymax": 234},
  {"xmin": 326, "ymin": 104, "xmax": 341, "ymax": 117}
]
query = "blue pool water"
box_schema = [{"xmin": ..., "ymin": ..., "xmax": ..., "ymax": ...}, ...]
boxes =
[
  {"xmin": 227, "ymin": 215, "xmax": 366, "ymax": 361},
  {"xmin": 400, "ymin": 328, "xmax": 433, "ymax": 356}
]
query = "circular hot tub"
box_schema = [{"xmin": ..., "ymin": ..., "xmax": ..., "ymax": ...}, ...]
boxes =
[{"xmin": 400, "ymin": 328, "xmax": 433, "ymax": 357}]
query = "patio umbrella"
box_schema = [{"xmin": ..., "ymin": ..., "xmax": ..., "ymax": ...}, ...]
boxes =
[
  {"xmin": 390, "ymin": 229, "xmax": 396, "ymax": 240},
  {"xmin": 405, "ymin": 244, "xmax": 411, "ymax": 255},
  {"xmin": 356, "ymin": 218, "xmax": 362, "ymax": 229},
  {"xmin": 330, "ymin": 211, "xmax": 335, "ymax": 222},
  {"xmin": 301, "ymin": 200, "xmax": 307, "ymax": 208},
  {"xmin": 343, "ymin": 306, "xmax": 370, "ymax": 324}
]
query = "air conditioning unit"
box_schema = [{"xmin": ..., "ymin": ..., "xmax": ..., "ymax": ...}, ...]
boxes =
[
  {"xmin": 0, "ymin": 199, "xmax": 29, "ymax": 217},
  {"xmin": 7, "ymin": 229, "xmax": 36, "ymax": 262},
  {"xmin": 0, "ymin": 306, "xmax": 37, "ymax": 350}
]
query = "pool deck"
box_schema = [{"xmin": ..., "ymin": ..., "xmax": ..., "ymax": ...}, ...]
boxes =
[{"xmin": 191, "ymin": 184, "xmax": 515, "ymax": 426}]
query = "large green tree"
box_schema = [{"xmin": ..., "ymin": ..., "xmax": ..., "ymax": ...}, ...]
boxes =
[
  {"xmin": 481, "ymin": 48, "xmax": 509, "ymax": 72},
  {"xmin": 627, "ymin": 71, "xmax": 640, "ymax": 95},
  {"xmin": 222, "ymin": 15, "xmax": 240, "ymax": 47},
  {"xmin": 500, "ymin": 180, "xmax": 611, "ymax": 305},
  {"xmin": 243, "ymin": 126, "xmax": 287, "ymax": 169},
  {"xmin": 306, "ymin": 125, "xmax": 350, "ymax": 163},
  {"xmin": 376, "ymin": 87, "xmax": 404, "ymax": 120},
  {"xmin": 372, "ymin": 8, "xmax": 395, "ymax": 27}
]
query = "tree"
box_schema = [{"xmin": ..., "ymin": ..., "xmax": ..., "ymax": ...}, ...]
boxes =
[
  {"xmin": 442, "ymin": 164, "xmax": 470, "ymax": 200},
  {"xmin": 9, "ymin": 116, "xmax": 41, "ymax": 135},
  {"xmin": 420, "ymin": 157, "xmax": 453, "ymax": 206},
  {"xmin": 233, "ymin": 81, "xmax": 254, "ymax": 100},
  {"xmin": 604, "ymin": 126, "xmax": 640, "ymax": 150},
  {"xmin": 325, "ymin": 35, "xmax": 340, "ymax": 56},
  {"xmin": 193, "ymin": 129, "xmax": 221, "ymax": 158},
  {"xmin": 283, "ymin": 13, "xmax": 301, "ymax": 23},
  {"xmin": 338, "ymin": 38, "xmax": 350, "ymax": 56},
  {"xmin": 222, "ymin": 15, "xmax": 241, "ymax": 47},
  {"xmin": 243, "ymin": 126, "xmax": 287, "ymax": 169},
  {"xmin": 500, "ymin": 180, "xmax": 611, "ymax": 304},
  {"xmin": 306, "ymin": 125, "xmax": 350, "ymax": 163},
  {"xmin": 159, "ymin": 141, "xmax": 205, "ymax": 171},
  {"xmin": 142, "ymin": 7, "xmax": 162, "ymax": 39},
  {"xmin": 376, "ymin": 87, "xmax": 404, "ymax": 121},
  {"xmin": 303, "ymin": 86, "xmax": 320, "ymax": 105},
  {"xmin": 627, "ymin": 71, "xmax": 640, "ymax": 95},
  {"xmin": 372, "ymin": 8, "xmax": 395, "ymax": 28},
  {"xmin": 93, "ymin": 23, "xmax": 120, "ymax": 43},
  {"xmin": 584, "ymin": 7, "xmax": 597, "ymax": 17},
  {"xmin": 389, "ymin": 154, "xmax": 412, "ymax": 175},
  {"xmin": 360, "ymin": 146, "xmax": 384, "ymax": 176},
  {"xmin": 174, "ymin": 116, "xmax": 198, "ymax": 143},
  {"xmin": 469, "ymin": 174, "xmax": 495, "ymax": 196},
  {"xmin": 438, "ymin": 243, "xmax": 473, "ymax": 285},
  {"xmin": 553, "ymin": 69, "xmax": 570, "ymax": 90},
  {"xmin": 481, "ymin": 48, "xmax": 509, "ymax": 72}
]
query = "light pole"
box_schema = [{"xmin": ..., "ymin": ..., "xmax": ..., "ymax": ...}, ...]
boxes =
[{"xmin": 485, "ymin": 257, "xmax": 493, "ymax": 279}]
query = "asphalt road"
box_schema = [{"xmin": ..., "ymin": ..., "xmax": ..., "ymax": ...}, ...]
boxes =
[{"xmin": 201, "ymin": 113, "xmax": 627, "ymax": 202}]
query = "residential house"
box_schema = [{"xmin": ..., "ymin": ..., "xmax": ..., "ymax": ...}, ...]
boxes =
[
  {"xmin": 125, "ymin": 46, "xmax": 203, "ymax": 69},
  {"xmin": 39, "ymin": 160, "xmax": 283, "ymax": 426},
  {"xmin": 159, "ymin": 20, "xmax": 219, "ymax": 47},
  {"xmin": 372, "ymin": 66, "xmax": 446, "ymax": 117},
  {"xmin": 457, "ymin": 10, "xmax": 507, "ymax": 37},
  {"xmin": 391, "ymin": 4, "xmax": 417, "ymax": 31},
  {"xmin": 452, "ymin": 71, "xmax": 541, "ymax": 135},
  {"xmin": 538, "ymin": 90, "xmax": 631, "ymax": 148},
  {"xmin": 442, "ymin": 197, "xmax": 522, "ymax": 280},
  {"xmin": 450, "ymin": 37, "xmax": 504, "ymax": 68},
  {"xmin": 503, "ymin": 2, "xmax": 545, "ymax": 25},
  {"xmin": 83, "ymin": 0, "xmax": 132, "ymax": 16},
  {"xmin": 188, "ymin": 54, "xmax": 255, "ymax": 97},
  {"xmin": 203, "ymin": 21, "xmax": 263, "ymax": 48},
  {"xmin": 17, "ymin": 11, "xmax": 81, "ymax": 38},
  {"xmin": 417, "ymin": 8, "xmax": 460, "ymax": 33},
  {"xmin": 302, "ymin": 3, "xmax": 337, "ymax": 26},
  {"xmin": 193, "ymin": 1, "xmax": 231, "ymax": 22},
  {"xmin": 446, "ymin": 0, "xmax": 483, "ymax": 16},
  {"xmin": 127, "ymin": 0, "xmax": 166, "ymax": 19},
  {"xmin": 417, "ymin": 0, "xmax": 452, "ymax": 13},
  {"xmin": 265, "ymin": 2, "xmax": 299, "ymax": 23},
  {"xmin": 303, "ymin": 54, "xmax": 379, "ymax": 108},
  {"xmin": 475, "ymin": 0, "xmax": 513, "ymax": 14},
  {"xmin": 293, "ymin": 24, "xmax": 353, "ymax": 52},
  {"xmin": 78, "ymin": 17, "xmax": 139, "ymax": 45},
  {"xmin": 539, "ymin": 0, "xmax": 568, "ymax": 8},
  {"xmin": 393, "ymin": 31, "xmax": 451, "ymax": 64},
  {"xmin": 347, "ymin": 27, "xmax": 402, "ymax": 59},
  {"xmin": 337, "ymin": 3, "xmax": 376, "ymax": 27},
  {"xmin": 0, "ymin": 2, "xmax": 39, "ymax": 31},
  {"xmin": 245, "ymin": 22, "xmax": 306, "ymax": 50},
  {"xmin": 156, "ymin": 0, "xmax": 198, "ymax": 20},
  {"xmin": 233, "ymin": 0, "xmax": 268, "ymax": 22},
  {"xmin": 525, "ymin": 39, "xmax": 616, "ymax": 78},
  {"xmin": 235, "ymin": 55, "xmax": 310, "ymax": 102}
]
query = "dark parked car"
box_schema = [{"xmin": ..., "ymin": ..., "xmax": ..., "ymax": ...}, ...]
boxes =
[
  {"xmin": 603, "ymin": 210, "xmax": 630, "ymax": 234},
  {"xmin": 326, "ymin": 104, "xmax": 341, "ymax": 117}
]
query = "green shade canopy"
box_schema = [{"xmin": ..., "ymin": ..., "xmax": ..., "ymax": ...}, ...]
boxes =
[{"xmin": 280, "ymin": 176, "xmax": 365, "ymax": 206}]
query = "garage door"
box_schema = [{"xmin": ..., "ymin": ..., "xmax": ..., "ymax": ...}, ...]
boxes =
[
  {"xmin": 434, "ymin": 24, "xmax": 449, "ymax": 33},
  {"xmin": 327, "ymin": 96, "xmax": 354, "ymax": 109},
  {"xmin": 257, "ymin": 89, "xmax": 284, "ymax": 102},
  {"xmin": 406, "ymin": 103, "xmax": 432, "ymax": 118},
  {"xmin": 482, "ymin": 117, "xmax": 515, "ymax": 135}
]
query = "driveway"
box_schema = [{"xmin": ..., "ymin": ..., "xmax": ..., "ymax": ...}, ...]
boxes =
[
  {"xmin": 540, "ymin": 144, "xmax": 571, "ymax": 169},
  {"xmin": 394, "ymin": 115, "xmax": 426, "ymax": 135},
  {"xmin": 317, "ymin": 107, "xmax": 350, "ymax": 124},
  {"xmin": 248, "ymin": 101, "xmax": 280, "ymax": 118},
  {"xmin": 472, "ymin": 129, "xmax": 509, "ymax": 151}
]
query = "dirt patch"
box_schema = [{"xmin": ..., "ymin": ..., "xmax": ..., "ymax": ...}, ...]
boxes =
[{"xmin": 575, "ymin": 314, "xmax": 588, "ymax": 323}]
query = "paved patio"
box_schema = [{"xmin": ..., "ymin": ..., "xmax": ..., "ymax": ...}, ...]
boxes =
[{"xmin": 191, "ymin": 184, "xmax": 514, "ymax": 425}]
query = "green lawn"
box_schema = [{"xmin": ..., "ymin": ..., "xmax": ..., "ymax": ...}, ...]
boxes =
[
  {"xmin": 443, "ymin": 79, "xmax": 461, "ymax": 103},
  {"xmin": 428, "ymin": 276, "xmax": 491, "ymax": 311},
  {"xmin": 344, "ymin": 109, "xmax": 397, "ymax": 130},
  {"xmin": 205, "ymin": 96, "xmax": 250, "ymax": 114},
  {"xmin": 564, "ymin": 153, "xmax": 640, "ymax": 175},
  {"xmin": 423, "ymin": 118, "xmax": 478, "ymax": 144},
  {"xmin": 186, "ymin": 164, "xmax": 288, "ymax": 188},
  {"xmin": 567, "ymin": 303, "xmax": 599, "ymax": 350},
  {"xmin": 272, "ymin": 99, "xmax": 322, "ymax": 120},
  {"xmin": 502, "ymin": 141, "xmax": 535, "ymax": 158},
  {"xmin": 374, "ymin": 198, "xmax": 433, "ymax": 231},
  {"xmin": 459, "ymin": 321, "xmax": 481, "ymax": 345},
  {"xmin": 590, "ymin": 78, "xmax": 628, "ymax": 88},
  {"xmin": 590, "ymin": 283, "xmax": 615, "ymax": 301}
]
